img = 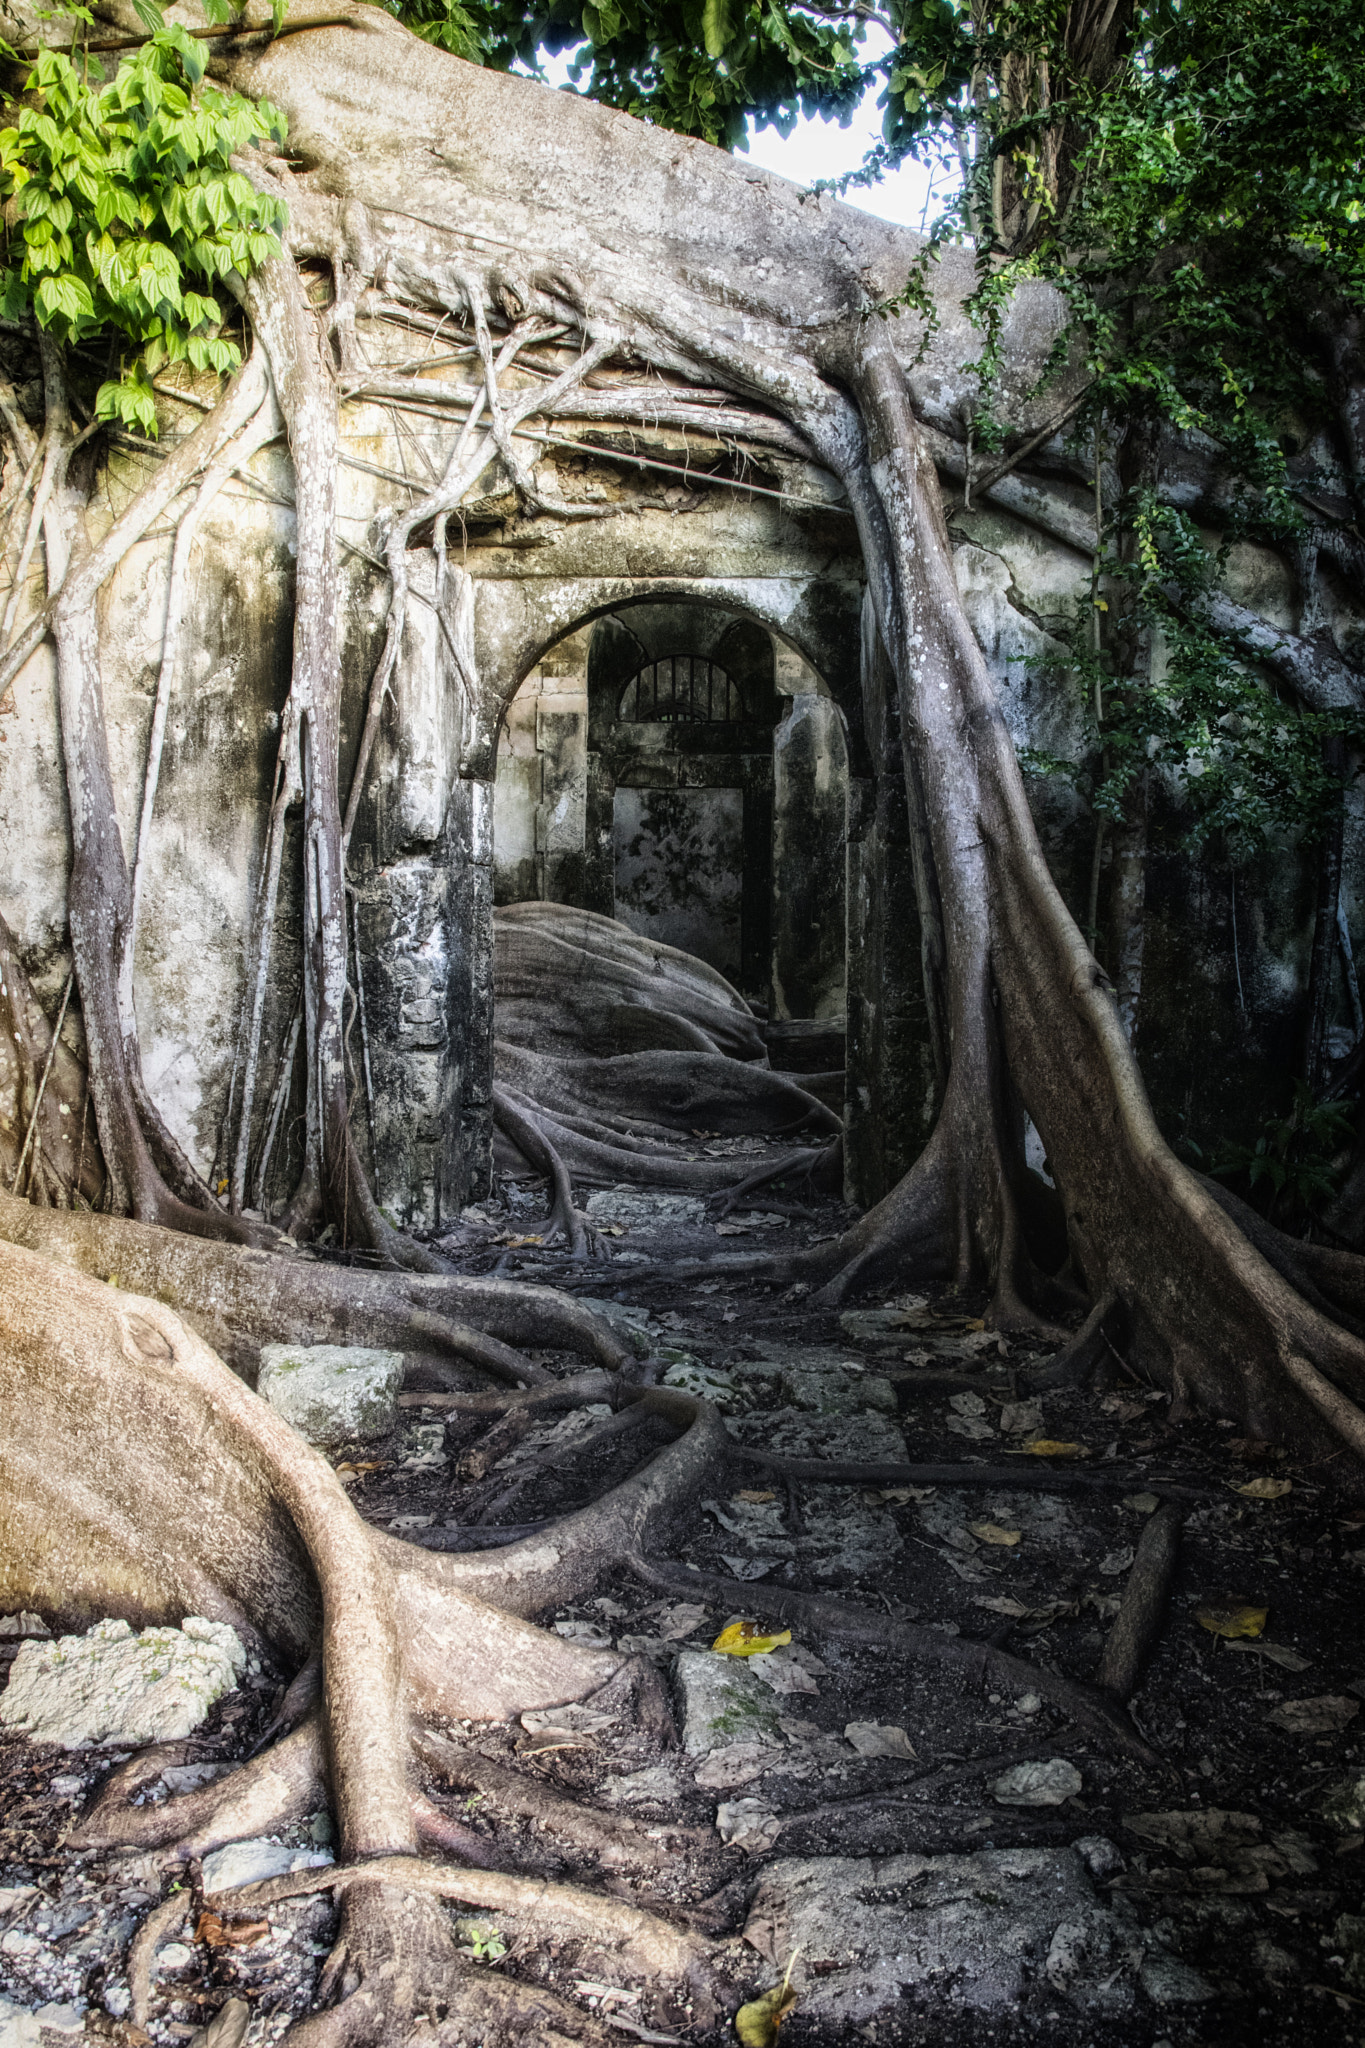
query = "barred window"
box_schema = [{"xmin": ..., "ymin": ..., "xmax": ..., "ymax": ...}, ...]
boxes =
[{"xmin": 618, "ymin": 656, "xmax": 744, "ymax": 722}]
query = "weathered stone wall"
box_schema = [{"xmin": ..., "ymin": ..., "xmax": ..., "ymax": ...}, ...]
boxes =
[{"xmin": 0, "ymin": 249, "xmax": 1359, "ymax": 1227}]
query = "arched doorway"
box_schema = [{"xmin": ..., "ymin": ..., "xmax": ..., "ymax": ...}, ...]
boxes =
[{"xmin": 492, "ymin": 600, "xmax": 848, "ymax": 1026}]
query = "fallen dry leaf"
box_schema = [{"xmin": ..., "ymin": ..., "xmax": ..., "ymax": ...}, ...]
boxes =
[
  {"xmin": 713, "ymin": 1621, "xmax": 792, "ymax": 1658},
  {"xmin": 1235, "ymin": 1477, "xmax": 1293, "ymax": 1501},
  {"xmin": 1223, "ymin": 1638, "xmax": 1311, "ymax": 1673},
  {"xmin": 333, "ymin": 1460, "xmax": 389, "ymax": 1483},
  {"xmin": 735, "ymin": 1976, "xmax": 800, "ymax": 2046},
  {"xmin": 1017, "ymin": 1439, "xmax": 1088, "ymax": 1459},
  {"xmin": 195, "ymin": 1911, "xmax": 270, "ymax": 1948},
  {"xmin": 1196, "ymin": 1598, "xmax": 1268, "ymax": 1639},
  {"xmin": 844, "ymin": 1720, "xmax": 917, "ymax": 1758},
  {"xmin": 734, "ymin": 1489, "xmax": 777, "ymax": 1504},
  {"xmin": 969, "ymin": 1522, "xmax": 1021, "ymax": 1547},
  {"xmin": 1266, "ymin": 1695, "xmax": 1360, "ymax": 1736}
]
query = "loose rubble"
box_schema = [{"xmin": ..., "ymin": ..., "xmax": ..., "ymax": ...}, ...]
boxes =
[{"xmin": 6, "ymin": 1184, "xmax": 1365, "ymax": 2045}]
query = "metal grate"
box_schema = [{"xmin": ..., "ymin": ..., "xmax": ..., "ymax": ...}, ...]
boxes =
[{"xmin": 618, "ymin": 657, "xmax": 744, "ymax": 722}]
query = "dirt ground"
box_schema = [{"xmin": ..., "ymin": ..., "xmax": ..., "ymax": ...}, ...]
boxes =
[{"xmin": 4, "ymin": 1180, "xmax": 1365, "ymax": 2047}]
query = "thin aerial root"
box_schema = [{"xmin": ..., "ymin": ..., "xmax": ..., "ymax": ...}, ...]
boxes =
[
  {"xmin": 710, "ymin": 1136, "xmax": 840, "ymax": 1218},
  {"xmin": 628, "ymin": 1556, "xmax": 1159, "ymax": 1765},
  {"xmin": 247, "ymin": 1653, "xmax": 321, "ymax": 1756},
  {"xmin": 475, "ymin": 1401, "xmax": 658, "ymax": 1524},
  {"xmin": 1096, "ymin": 1500, "xmax": 1184, "ymax": 1700}
]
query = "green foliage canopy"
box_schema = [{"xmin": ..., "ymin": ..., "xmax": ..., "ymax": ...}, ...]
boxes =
[{"xmin": 0, "ymin": 11, "xmax": 284, "ymax": 433}]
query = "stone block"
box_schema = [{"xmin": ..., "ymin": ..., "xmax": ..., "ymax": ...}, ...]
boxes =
[
  {"xmin": 743, "ymin": 1846, "xmax": 1171, "ymax": 2025},
  {"xmin": 674, "ymin": 1648, "xmax": 785, "ymax": 1758},
  {"xmin": 257, "ymin": 1344, "xmax": 404, "ymax": 1448},
  {"xmin": 200, "ymin": 1838, "xmax": 334, "ymax": 1895},
  {"xmin": 0, "ymin": 1617, "xmax": 245, "ymax": 1749}
]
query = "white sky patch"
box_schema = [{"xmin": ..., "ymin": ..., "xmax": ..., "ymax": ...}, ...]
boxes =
[{"xmin": 528, "ymin": 31, "xmax": 946, "ymax": 233}]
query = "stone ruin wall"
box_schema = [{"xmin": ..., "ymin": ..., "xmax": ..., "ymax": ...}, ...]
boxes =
[{"xmin": 2, "ymin": 322, "xmax": 1361, "ymax": 1233}]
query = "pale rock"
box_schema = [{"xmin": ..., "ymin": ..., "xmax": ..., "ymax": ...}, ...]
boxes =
[
  {"xmin": 0, "ymin": 1615, "xmax": 47, "ymax": 1639},
  {"xmin": 257, "ymin": 1343, "xmax": 404, "ymax": 1448},
  {"xmin": 837, "ymin": 1308, "xmax": 918, "ymax": 1342},
  {"xmin": 1074, "ymin": 1835, "xmax": 1125, "ymax": 1879},
  {"xmin": 694, "ymin": 1742, "xmax": 773, "ymax": 1790},
  {"xmin": 743, "ymin": 1846, "xmax": 1159, "ymax": 2024},
  {"xmin": 585, "ymin": 1188, "xmax": 706, "ymax": 1227},
  {"xmin": 663, "ymin": 1362, "xmax": 744, "ymax": 1411},
  {"xmin": 0, "ymin": 2001, "xmax": 85, "ymax": 2047},
  {"xmin": 600, "ymin": 1762, "xmax": 681, "ymax": 1806},
  {"xmin": 1319, "ymin": 1771, "xmax": 1365, "ymax": 1833},
  {"xmin": 0, "ymin": 1617, "xmax": 245, "ymax": 1749},
  {"xmin": 161, "ymin": 1762, "xmax": 229, "ymax": 1795},
  {"xmin": 993, "ymin": 1758, "xmax": 1083, "ymax": 1806},
  {"xmin": 674, "ymin": 1649, "xmax": 784, "ymax": 1758},
  {"xmin": 574, "ymin": 1297, "xmax": 654, "ymax": 1356},
  {"xmin": 200, "ymin": 1838, "xmax": 334, "ymax": 1895}
]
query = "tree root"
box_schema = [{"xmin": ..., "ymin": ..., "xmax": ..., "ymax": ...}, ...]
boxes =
[
  {"xmin": 1025, "ymin": 1292, "xmax": 1119, "ymax": 1389},
  {"xmin": 1095, "ymin": 1500, "xmax": 1184, "ymax": 1700},
  {"xmin": 492, "ymin": 1085, "xmax": 588, "ymax": 1256},
  {"xmin": 627, "ymin": 1556, "xmax": 1160, "ymax": 1765},
  {"xmin": 0, "ymin": 1191, "xmax": 633, "ymax": 1376},
  {"xmin": 472, "ymin": 1402, "xmax": 658, "ymax": 1525},
  {"xmin": 70, "ymin": 1720, "xmax": 327, "ymax": 1857},
  {"xmin": 412, "ymin": 1727, "xmax": 712, "ymax": 1877},
  {"xmin": 207, "ymin": 1857, "xmax": 726, "ymax": 2023},
  {"xmin": 724, "ymin": 1445, "xmax": 1211, "ymax": 1500}
]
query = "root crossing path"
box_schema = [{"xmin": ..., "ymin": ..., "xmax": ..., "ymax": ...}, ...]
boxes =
[{"xmin": 2, "ymin": 1187, "xmax": 1364, "ymax": 2046}]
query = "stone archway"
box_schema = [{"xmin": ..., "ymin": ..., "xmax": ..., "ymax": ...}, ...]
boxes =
[{"xmin": 490, "ymin": 595, "xmax": 849, "ymax": 1037}]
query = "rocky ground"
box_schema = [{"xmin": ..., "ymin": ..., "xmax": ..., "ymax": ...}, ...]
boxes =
[{"xmin": 4, "ymin": 1181, "xmax": 1365, "ymax": 2047}]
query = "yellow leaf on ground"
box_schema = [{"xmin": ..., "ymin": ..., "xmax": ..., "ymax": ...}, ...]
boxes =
[
  {"xmin": 1234, "ymin": 1477, "xmax": 1293, "ymax": 1501},
  {"xmin": 1196, "ymin": 1599, "xmax": 1268, "ymax": 1639},
  {"xmin": 735, "ymin": 1982, "xmax": 799, "ymax": 2045},
  {"xmin": 713, "ymin": 1621, "xmax": 792, "ymax": 1658},
  {"xmin": 970, "ymin": 1522, "xmax": 1021, "ymax": 1546},
  {"xmin": 1019, "ymin": 1439, "xmax": 1088, "ymax": 1459}
]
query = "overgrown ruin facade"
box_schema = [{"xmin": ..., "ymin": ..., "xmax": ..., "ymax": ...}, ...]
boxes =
[{"xmin": 3, "ymin": 252, "xmax": 1356, "ymax": 1228}]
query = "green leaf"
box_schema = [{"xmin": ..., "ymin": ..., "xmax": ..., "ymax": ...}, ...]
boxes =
[{"xmin": 701, "ymin": 0, "xmax": 738, "ymax": 58}]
